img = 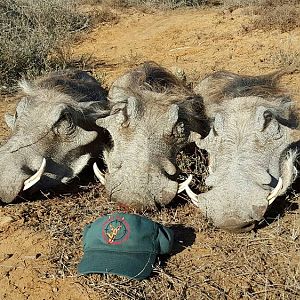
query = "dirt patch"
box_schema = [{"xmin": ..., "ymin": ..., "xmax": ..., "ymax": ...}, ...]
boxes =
[{"xmin": 0, "ymin": 6, "xmax": 299, "ymax": 300}]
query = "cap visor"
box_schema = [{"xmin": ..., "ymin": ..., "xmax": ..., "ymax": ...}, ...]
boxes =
[{"xmin": 78, "ymin": 250, "xmax": 156, "ymax": 280}]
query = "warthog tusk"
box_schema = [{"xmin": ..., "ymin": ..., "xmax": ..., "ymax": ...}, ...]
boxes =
[
  {"xmin": 178, "ymin": 174, "xmax": 201, "ymax": 206},
  {"xmin": 267, "ymin": 177, "xmax": 283, "ymax": 205},
  {"xmin": 293, "ymin": 166, "xmax": 298, "ymax": 181},
  {"xmin": 93, "ymin": 162, "xmax": 106, "ymax": 185},
  {"xmin": 23, "ymin": 158, "xmax": 46, "ymax": 191},
  {"xmin": 178, "ymin": 174, "xmax": 193, "ymax": 193},
  {"xmin": 185, "ymin": 185, "xmax": 201, "ymax": 206}
]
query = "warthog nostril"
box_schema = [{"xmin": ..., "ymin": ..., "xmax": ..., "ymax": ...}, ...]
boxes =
[{"xmin": 252, "ymin": 204, "xmax": 268, "ymax": 220}]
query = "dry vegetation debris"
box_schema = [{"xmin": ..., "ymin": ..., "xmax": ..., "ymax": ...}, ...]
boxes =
[
  {"xmin": 1, "ymin": 0, "xmax": 300, "ymax": 93},
  {"xmin": 0, "ymin": 0, "xmax": 87, "ymax": 92},
  {"xmin": 2, "ymin": 152, "xmax": 299, "ymax": 299},
  {"xmin": 3, "ymin": 183, "xmax": 299, "ymax": 299}
]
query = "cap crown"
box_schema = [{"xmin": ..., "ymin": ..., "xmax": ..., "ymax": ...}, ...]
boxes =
[{"xmin": 83, "ymin": 213, "xmax": 173, "ymax": 255}]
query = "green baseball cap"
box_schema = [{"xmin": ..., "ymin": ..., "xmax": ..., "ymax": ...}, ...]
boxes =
[{"xmin": 78, "ymin": 212, "xmax": 174, "ymax": 280}]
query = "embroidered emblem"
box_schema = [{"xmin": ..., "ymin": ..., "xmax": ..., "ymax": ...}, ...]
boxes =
[{"xmin": 102, "ymin": 216, "xmax": 130, "ymax": 245}]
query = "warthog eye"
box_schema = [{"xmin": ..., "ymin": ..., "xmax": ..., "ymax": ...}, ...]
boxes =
[
  {"xmin": 53, "ymin": 112, "xmax": 76, "ymax": 136},
  {"xmin": 259, "ymin": 109, "xmax": 283, "ymax": 140},
  {"xmin": 262, "ymin": 110, "xmax": 273, "ymax": 131}
]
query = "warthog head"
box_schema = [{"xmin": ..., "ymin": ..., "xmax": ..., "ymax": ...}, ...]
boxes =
[
  {"xmin": 94, "ymin": 62, "xmax": 209, "ymax": 209},
  {"xmin": 180, "ymin": 70, "xmax": 299, "ymax": 232},
  {"xmin": 0, "ymin": 69, "xmax": 109, "ymax": 203}
]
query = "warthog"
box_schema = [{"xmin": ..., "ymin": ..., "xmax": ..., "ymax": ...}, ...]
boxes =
[
  {"xmin": 0, "ymin": 69, "xmax": 109, "ymax": 203},
  {"xmin": 180, "ymin": 70, "xmax": 299, "ymax": 232},
  {"xmin": 94, "ymin": 62, "xmax": 209, "ymax": 209}
]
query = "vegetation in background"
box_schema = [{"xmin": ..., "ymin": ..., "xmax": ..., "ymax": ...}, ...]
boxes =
[
  {"xmin": 0, "ymin": 0, "xmax": 87, "ymax": 93},
  {"xmin": 1, "ymin": 0, "xmax": 300, "ymax": 93},
  {"xmin": 251, "ymin": 1, "xmax": 300, "ymax": 32},
  {"xmin": 89, "ymin": 0, "xmax": 210, "ymax": 8}
]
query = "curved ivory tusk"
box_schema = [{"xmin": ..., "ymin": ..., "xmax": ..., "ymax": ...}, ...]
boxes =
[
  {"xmin": 184, "ymin": 185, "xmax": 202, "ymax": 207},
  {"xmin": 93, "ymin": 162, "xmax": 106, "ymax": 185},
  {"xmin": 23, "ymin": 158, "xmax": 46, "ymax": 191},
  {"xmin": 178, "ymin": 174, "xmax": 202, "ymax": 206},
  {"xmin": 267, "ymin": 177, "xmax": 283, "ymax": 205},
  {"xmin": 178, "ymin": 174, "xmax": 193, "ymax": 193},
  {"xmin": 293, "ymin": 166, "xmax": 298, "ymax": 182}
]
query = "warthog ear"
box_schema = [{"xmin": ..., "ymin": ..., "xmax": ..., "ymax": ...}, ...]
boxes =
[
  {"xmin": 16, "ymin": 98, "xmax": 29, "ymax": 117},
  {"xmin": 4, "ymin": 97, "xmax": 30, "ymax": 130},
  {"xmin": 189, "ymin": 113, "xmax": 223, "ymax": 150},
  {"xmin": 168, "ymin": 104, "xmax": 179, "ymax": 123},
  {"xmin": 159, "ymin": 104, "xmax": 180, "ymax": 134},
  {"xmin": 213, "ymin": 113, "xmax": 223, "ymax": 135},
  {"xmin": 4, "ymin": 113, "xmax": 16, "ymax": 130},
  {"xmin": 165, "ymin": 104, "xmax": 179, "ymax": 132},
  {"xmin": 96, "ymin": 97, "xmax": 141, "ymax": 131},
  {"xmin": 95, "ymin": 102, "xmax": 127, "ymax": 131}
]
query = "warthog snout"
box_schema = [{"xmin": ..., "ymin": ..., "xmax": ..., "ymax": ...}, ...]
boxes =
[
  {"xmin": 213, "ymin": 203, "xmax": 269, "ymax": 232},
  {"xmin": 0, "ymin": 150, "xmax": 46, "ymax": 203},
  {"xmin": 179, "ymin": 173, "xmax": 274, "ymax": 232},
  {"xmin": 108, "ymin": 179, "xmax": 179, "ymax": 209},
  {"xmin": 96, "ymin": 158, "xmax": 179, "ymax": 209}
]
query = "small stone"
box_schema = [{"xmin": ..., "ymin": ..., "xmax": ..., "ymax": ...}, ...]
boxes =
[{"xmin": 0, "ymin": 216, "xmax": 14, "ymax": 226}]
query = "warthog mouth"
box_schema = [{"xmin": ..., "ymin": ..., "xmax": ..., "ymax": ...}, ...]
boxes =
[
  {"xmin": 93, "ymin": 162, "xmax": 182, "ymax": 195},
  {"xmin": 23, "ymin": 158, "xmax": 47, "ymax": 191},
  {"xmin": 178, "ymin": 174, "xmax": 284, "ymax": 208}
]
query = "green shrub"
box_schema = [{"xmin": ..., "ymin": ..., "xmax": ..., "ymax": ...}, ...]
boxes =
[{"xmin": 0, "ymin": 0, "xmax": 87, "ymax": 92}]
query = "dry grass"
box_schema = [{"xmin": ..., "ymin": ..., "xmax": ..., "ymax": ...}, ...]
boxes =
[
  {"xmin": 272, "ymin": 49, "xmax": 300, "ymax": 70},
  {"xmin": 0, "ymin": 0, "xmax": 88, "ymax": 93},
  {"xmin": 221, "ymin": 0, "xmax": 300, "ymax": 32},
  {"xmin": 2, "ymin": 150, "xmax": 300, "ymax": 299},
  {"xmin": 221, "ymin": 0, "xmax": 300, "ymax": 8},
  {"xmin": 121, "ymin": 49, "xmax": 144, "ymax": 67},
  {"xmin": 177, "ymin": 145, "xmax": 210, "ymax": 193},
  {"xmin": 267, "ymin": 37, "xmax": 300, "ymax": 70},
  {"xmin": 2, "ymin": 0, "xmax": 300, "ymax": 93},
  {"xmin": 84, "ymin": 0, "xmax": 210, "ymax": 9},
  {"xmin": 88, "ymin": 6, "xmax": 120, "ymax": 25},
  {"xmin": 252, "ymin": 3, "xmax": 300, "ymax": 33}
]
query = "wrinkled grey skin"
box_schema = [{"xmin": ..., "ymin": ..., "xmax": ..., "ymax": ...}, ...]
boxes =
[
  {"xmin": 192, "ymin": 70, "xmax": 299, "ymax": 232},
  {"xmin": 96, "ymin": 62, "xmax": 209, "ymax": 209},
  {"xmin": 0, "ymin": 69, "xmax": 109, "ymax": 203}
]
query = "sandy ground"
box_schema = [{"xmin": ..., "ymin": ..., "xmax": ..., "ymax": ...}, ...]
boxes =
[{"xmin": 0, "ymin": 6, "xmax": 299, "ymax": 300}]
